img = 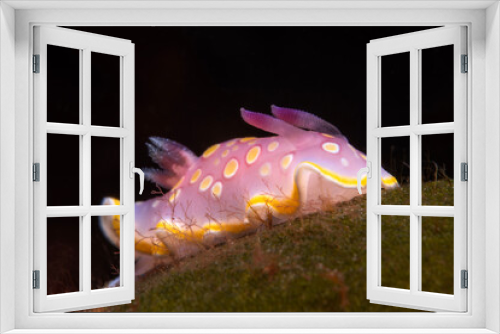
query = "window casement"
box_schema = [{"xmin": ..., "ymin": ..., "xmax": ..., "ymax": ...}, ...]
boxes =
[
  {"xmin": 3, "ymin": 3, "xmax": 494, "ymax": 333},
  {"xmin": 32, "ymin": 26, "xmax": 136, "ymax": 312},
  {"xmin": 365, "ymin": 26, "xmax": 468, "ymax": 312}
]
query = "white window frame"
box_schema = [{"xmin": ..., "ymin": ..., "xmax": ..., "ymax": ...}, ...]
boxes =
[{"xmin": 1, "ymin": 1, "xmax": 499, "ymax": 333}]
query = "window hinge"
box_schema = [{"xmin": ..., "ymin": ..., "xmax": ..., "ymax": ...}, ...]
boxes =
[
  {"xmin": 33, "ymin": 163, "xmax": 40, "ymax": 182},
  {"xmin": 461, "ymin": 54, "xmax": 468, "ymax": 73},
  {"xmin": 461, "ymin": 270, "xmax": 468, "ymax": 289},
  {"xmin": 461, "ymin": 162, "xmax": 468, "ymax": 181},
  {"xmin": 33, "ymin": 54, "xmax": 40, "ymax": 73},
  {"xmin": 33, "ymin": 270, "xmax": 40, "ymax": 289}
]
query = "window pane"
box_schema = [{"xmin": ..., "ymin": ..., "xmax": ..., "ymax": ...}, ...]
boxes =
[
  {"xmin": 381, "ymin": 136, "xmax": 409, "ymax": 205},
  {"xmin": 92, "ymin": 216, "xmax": 120, "ymax": 290},
  {"xmin": 381, "ymin": 52, "xmax": 410, "ymax": 127},
  {"xmin": 47, "ymin": 45, "xmax": 80, "ymax": 124},
  {"xmin": 421, "ymin": 216, "xmax": 454, "ymax": 295},
  {"xmin": 91, "ymin": 136, "xmax": 121, "ymax": 205},
  {"xmin": 47, "ymin": 217, "xmax": 80, "ymax": 295},
  {"xmin": 421, "ymin": 45, "xmax": 454, "ymax": 124},
  {"xmin": 47, "ymin": 133, "xmax": 80, "ymax": 206},
  {"xmin": 91, "ymin": 52, "xmax": 121, "ymax": 127},
  {"xmin": 381, "ymin": 215, "xmax": 410, "ymax": 290},
  {"xmin": 421, "ymin": 133, "xmax": 454, "ymax": 206}
]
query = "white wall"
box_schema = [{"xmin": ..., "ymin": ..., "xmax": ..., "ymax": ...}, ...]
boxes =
[
  {"xmin": 0, "ymin": 2, "xmax": 16, "ymax": 333},
  {"xmin": 486, "ymin": 2, "xmax": 500, "ymax": 333}
]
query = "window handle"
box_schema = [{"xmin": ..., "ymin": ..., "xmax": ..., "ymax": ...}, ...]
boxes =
[
  {"xmin": 357, "ymin": 161, "xmax": 372, "ymax": 195},
  {"xmin": 129, "ymin": 162, "xmax": 144, "ymax": 195}
]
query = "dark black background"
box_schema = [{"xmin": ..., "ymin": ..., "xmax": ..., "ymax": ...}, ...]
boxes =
[{"xmin": 46, "ymin": 26, "xmax": 454, "ymax": 294}]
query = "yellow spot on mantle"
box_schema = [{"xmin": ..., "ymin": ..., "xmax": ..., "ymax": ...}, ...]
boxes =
[
  {"xmin": 322, "ymin": 142, "xmax": 339, "ymax": 154},
  {"xmin": 222, "ymin": 150, "xmax": 230, "ymax": 158},
  {"xmin": 190, "ymin": 169, "xmax": 202, "ymax": 184},
  {"xmin": 212, "ymin": 182, "xmax": 223, "ymax": 198},
  {"xmin": 322, "ymin": 133, "xmax": 334, "ymax": 138},
  {"xmin": 203, "ymin": 144, "xmax": 220, "ymax": 158},
  {"xmin": 281, "ymin": 154, "xmax": 293, "ymax": 170},
  {"xmin": 224, "ymin": 159, "xmax": 239, "ymax": 179},
  {"xmin": 246, "ymin": 146, "xmax": 261, "ymax": 165},
  {"xmin": 267, "ymin": 141, "xmax": 279, "ymax": 152},
  {"xmin": 226, "ymin": 140, "xmax": 237, "ymax": 147},
  {"xmin": 240, "ymin": 137, "xmax": 256, "ymax": 143},
  {"xmin": 260, "ymin": 163, "xmax": 271, "ymax": 176},
  {"xmin": 199, "ymin": 175, "xmax": 213, "ymax": 192}
]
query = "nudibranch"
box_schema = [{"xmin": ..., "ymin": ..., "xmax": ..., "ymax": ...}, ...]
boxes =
[{"xmin": 100, "ymin": 106, "xmax": 398, "ymax": 283}]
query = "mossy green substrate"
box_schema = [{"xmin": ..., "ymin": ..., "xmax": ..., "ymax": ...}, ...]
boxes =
[{"xmin": 100, "ymin": 180, "xmax": 454, "ymax": 312}]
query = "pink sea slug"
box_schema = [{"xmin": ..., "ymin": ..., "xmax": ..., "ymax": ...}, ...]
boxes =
[{"xmin": 100, "ymin": 106, "xmax": 398, "ymax": 285}]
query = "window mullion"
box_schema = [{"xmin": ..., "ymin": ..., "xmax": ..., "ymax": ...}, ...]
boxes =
[
  {"xmin": 119, "ymin": 56, "xmax": 125, "ymax": 287},
  {"xmin": 82, "ymin": 48, "xmax": 92, "ymax": 294},
  {"xmin": 78, "ymin": 48, "xmax": 84, "ymax": 293},
  {"xmin": 365, "ymin": 49, "xmax": 379, "ymax": 298},
  {"xmin": 417, "ymin": 47, "xmax": 423, "ymax": 293},
  {"xmin": 81, "ymin": 214, "xmax": 91, "ymax": 293},
  {"xmin": 122, "ymin": 50, "xmax": 135, "ymax": 291},
  {"xmin": 409, "ymin": 48, "xmax": 420, "ymax": 294}
]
